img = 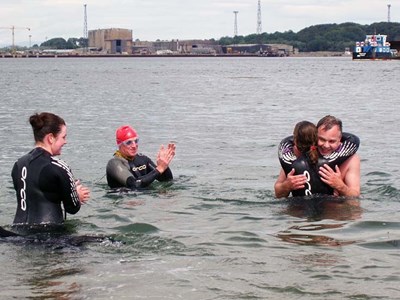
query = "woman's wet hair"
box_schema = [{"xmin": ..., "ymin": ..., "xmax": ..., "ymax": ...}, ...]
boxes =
[
  {"xmin": 293, "ymin": 121, "xmax": 319, "ymax": 165},
  {"xmin": 29, "ymin": 112, "xmax": 65, "ymax": 142}
]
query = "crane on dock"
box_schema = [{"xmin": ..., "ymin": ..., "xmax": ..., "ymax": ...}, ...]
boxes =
[{"xmin": 0, "ymin": 26, "xmax": 31, "ymax": 54}]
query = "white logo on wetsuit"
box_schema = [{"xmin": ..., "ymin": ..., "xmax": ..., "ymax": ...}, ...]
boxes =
[
  {"xmin": 20, "ymin": 166, "xmax": 28, "ymax": 211},
  {"xmin": 132, "ymin": 165, "xmax": 146, "ymax": 172},
  {"xmin": 304, "ymin": 170, "xmax": 312, "ymax": 196}
]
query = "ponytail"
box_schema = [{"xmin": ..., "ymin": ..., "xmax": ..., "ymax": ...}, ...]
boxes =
[{"xmin": 308, "ymin": 145, "xmax": 319, "ymax": 165}]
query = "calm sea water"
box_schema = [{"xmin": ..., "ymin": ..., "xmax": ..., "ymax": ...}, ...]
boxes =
[{"xmin": 0, "ymin": 56, "xmax": 399, "ymax": 299}]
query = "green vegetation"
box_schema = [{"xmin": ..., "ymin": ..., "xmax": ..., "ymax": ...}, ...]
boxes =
[
  {"xmin": 218, "ymin": 22, "xmax": 400, "ymax": 52},
  {"xmin": 40, "ymin": 37, "xmax": 87, "ymax": 49},
  {"xmin": 0, "ymin": 37, "xmax": 88, "ymax": 52}
]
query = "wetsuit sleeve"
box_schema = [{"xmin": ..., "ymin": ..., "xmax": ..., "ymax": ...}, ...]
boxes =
[
  {"xmin": 126, "ymin": 157, "xmax": 172, "ymax": 188},
  {"xmin": 126, "ymin": 168, "xmax": 161, "ymax": 188},
  {"xmin": 147, "ymin": 158, "xmax": 173, "ymax": 182},
  {"xmin": 106, "ymin": 158, "xmax": 134, "ymax": 188},
  {"xmin": 158, "ymin": 167, "xmax": 173, "ymax": 181},
  {"xmin": 318, "ymin": 132, "xmax": 360, "ymax": 167},
  {"xmin": 106, "ymin": 157, "xmax": 160, "ymax": 189},
  {"xmin": 42, "ymin": 160, "xmax": 81, "ymax": 215},
  {"xmin": 278, "ymin": 135, "xmax": 296, "ymax": 175}
]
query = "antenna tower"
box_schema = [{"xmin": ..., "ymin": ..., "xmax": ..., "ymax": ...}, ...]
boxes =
[
  {"xmin": 387, "ymin": 4, "xmax": 391, "ymax": 22},
  {"xmin": 233, "ymin": 11, "xmax": 239, "ymax": 36},
  {"xmin": 0, "ymin": 26, "xmax": 30, "ymax": 55},
  {"xmin": 83, "ymin": 4, "xmax": 88, "ymax": 53},
  {"xmin": 257, "ymin": 0, "xmax": 262, "ymax": 34}
]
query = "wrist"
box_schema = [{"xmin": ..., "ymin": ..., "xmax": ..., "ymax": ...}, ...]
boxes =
[
  {"xmin": 276, "ymin": 182, "xmax": 290, "ymax": 198},
  {"xmin": 336, "ymin": 182, "xmax": 348, "ymax": 195}
]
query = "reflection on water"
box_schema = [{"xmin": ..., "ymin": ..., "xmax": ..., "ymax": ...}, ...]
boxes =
[
  {"xmin": 27, "ymin": 267, "xmax": 82, "ymax": 300},
  {"xmin": 282, "ymin": 196, "xmax": 362, "ymax": 221},
  {"xmin": 278, "ymin": 231, "xmax": 357, "ymax": 247},
  {"xmin": 277, "ymin": 197, "xmax": 362, "ymax": 246}
]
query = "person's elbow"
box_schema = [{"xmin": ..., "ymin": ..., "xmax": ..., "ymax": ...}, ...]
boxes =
[
  {"xmin": 64, "ymin": 204, "xmax": 81, "ymax": 215},
  {"xmin": 337, "ymin": 185, "xmax": 360, "ymax": 197},
  {"xmin": 274, "ymin": 183, "xmax": 289, "ymax": 199},
  {"xmin": 348, "ymin": 187, "xmax": 361, "ymax": 197}
]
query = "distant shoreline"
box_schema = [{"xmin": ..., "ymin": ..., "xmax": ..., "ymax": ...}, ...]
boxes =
[{"xmin": 1, "ymin": 51, "xmax": 351, "ymax": 59}]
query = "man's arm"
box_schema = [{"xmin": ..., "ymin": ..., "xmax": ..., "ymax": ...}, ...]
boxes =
[
  {"xmin": 319, "ymin": 154, "xmax": 360, "ymax": 197},
  {"xmin": 106, "ymin": 158, "xmax": 134, "ymax": 188},
  {"xmin": 274, "ymin": 168, "xmax": 307, "ymax": 198}
]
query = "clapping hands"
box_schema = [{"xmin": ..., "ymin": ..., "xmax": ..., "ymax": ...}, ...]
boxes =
[
  {"xmin": 76, "ymin": 179, "xmax": 90, "ymax": 204},
  {"xmin": 156, "ymin": 143, "xmax": 176, "ymax": 173}
]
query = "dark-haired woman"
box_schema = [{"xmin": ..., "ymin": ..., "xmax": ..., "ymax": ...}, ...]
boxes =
[{"xmin": 11, "ymin": 112, "xmax": 90, "ymax": 231}]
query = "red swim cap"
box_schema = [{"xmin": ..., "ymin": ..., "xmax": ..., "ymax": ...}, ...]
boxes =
[{"xmin": 116, "ymin": 125, "xmax": 138, "ymax": 145}]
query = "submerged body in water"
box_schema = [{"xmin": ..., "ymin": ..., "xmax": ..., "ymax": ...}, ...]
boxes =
[{"xmin": 0, "ymin": 224, "xmax": 115, "ymax": 249}]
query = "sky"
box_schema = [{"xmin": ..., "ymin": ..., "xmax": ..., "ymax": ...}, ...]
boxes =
[{"xmin": 0, "ymin": 0, "xmax": 397, "ymax": 47}]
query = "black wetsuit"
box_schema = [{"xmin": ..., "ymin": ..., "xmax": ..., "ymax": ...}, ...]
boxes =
[
  {"xmin": 11, "ymin": 147, "xmax": 81, "ymax": 226},
  {"xmin": 106, "ymin": 152, "xmax": 173, "ymax": 189},
  {"xmin": 278, "ymin": 132, "xmax": 360, "ymax": 197}
]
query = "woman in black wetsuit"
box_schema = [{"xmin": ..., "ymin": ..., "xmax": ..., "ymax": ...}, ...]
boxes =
[
  {"xmin": 106, "ymin": 125, "xmax": 176, "ymax": 189},
  {"xmin": 277, "ymin": 121, "xmax": 359, "ymax": 197},
  {"xmin": 11, "ymin": 112, "xmax": 90, "ymax": 230}
]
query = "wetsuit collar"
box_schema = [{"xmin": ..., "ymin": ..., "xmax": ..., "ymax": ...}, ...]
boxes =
[{"xmin": 114, "ymin": 150, "xmax": 135, "ymax": 161}]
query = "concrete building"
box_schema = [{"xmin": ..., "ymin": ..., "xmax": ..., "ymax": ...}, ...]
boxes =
[
  {"xmin": 221, "ymin": 43, "xmax": 293, "ymax": 56},
  {"xmin": 132, "ymin": 39, "xmax": 222, "ymax": 55},
  {"xmin": 268, "ymin": 44, "xmax": 295, "ymax": 56},
  {"xmin": 88, "ymin": 28, "xmax": 133, "ymax": 54},
  {"xmin": 176, "ymin": 40, "xmax": 221, "ymax": 55}
]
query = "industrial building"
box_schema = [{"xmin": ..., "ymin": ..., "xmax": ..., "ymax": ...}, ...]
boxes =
[
  {"xmin": 131, "ymin": 39, "xmax": 222, "ymax": 55},
  {"xmin": 88, "ymin": 28, "xmax": 133, "ymax": 54},
  {"xmin": 86, "ymin": 27, "xmax": 293, "ymax": 57},
  {"xmin": 221, "ymin": 44, "xmax": 293, "ymax": 56}
]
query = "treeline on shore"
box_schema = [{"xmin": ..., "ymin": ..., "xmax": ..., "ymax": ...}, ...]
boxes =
[
  {"xmin": 3, "ymin": 21, "xmax": 400, "ymax": 52},
  {"xmin": 219, "ymin": 22, "xmax": 400, "ymax": 52}
]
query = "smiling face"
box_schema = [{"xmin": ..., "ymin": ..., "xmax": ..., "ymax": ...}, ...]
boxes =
[
  {"xmin": 50, "ymin": 125, "xmax": 67, "ymax": 156},
  {"xmin": 119, "ymin": 138, "xmax": 139, "ymax": 159},
  {"xmin": 317, "ymin": 124, "xmax": 342, "ymax": 156}
]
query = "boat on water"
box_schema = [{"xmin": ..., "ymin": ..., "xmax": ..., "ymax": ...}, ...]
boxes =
[{"xmin": 353, "ymin": 34, "xmax": 398, "ymax": 60}]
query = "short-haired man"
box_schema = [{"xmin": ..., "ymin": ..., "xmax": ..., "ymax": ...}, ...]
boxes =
[{"xmin": 274, "ymin": 115, "xmax": 360, "ymax": 198}]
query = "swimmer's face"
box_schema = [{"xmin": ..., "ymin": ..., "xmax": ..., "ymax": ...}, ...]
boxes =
[
  {"xmin": 317, "ymin": 125, "xmax": 341, "ymax": 156},
  {"xmin": 51, "ymin": 125, "xmax": 67, "ymax": 156},
  {"xmin": 119, "ymin": 138, "xmax": 139, "ymax": 158}
]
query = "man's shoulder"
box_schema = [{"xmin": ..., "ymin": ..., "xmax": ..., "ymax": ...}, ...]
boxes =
[
  {"xmin": 340, "ymin": 153, "xmax": 360, "ymax": 172},
  {"xmin": 107, "ymin": 155, "xmax": 127, "ymax": 167},
  {"xmin": 348, "ymin": 154, "xmax": 360, "ymax": 164}
]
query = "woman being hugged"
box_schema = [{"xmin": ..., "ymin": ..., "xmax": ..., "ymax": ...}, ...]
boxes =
[
  {"xmin": 287, "ymin": 121, "xmax": 321, "ymax": 196},
  {"xmin": 11, "ymin": 112, "xmax": 90, "ymax": 231}
]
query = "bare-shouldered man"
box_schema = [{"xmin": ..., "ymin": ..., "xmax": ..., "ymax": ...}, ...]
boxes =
[{"xmin": 317, "ymin": 116, "xmax": 360, "ymax": 197}]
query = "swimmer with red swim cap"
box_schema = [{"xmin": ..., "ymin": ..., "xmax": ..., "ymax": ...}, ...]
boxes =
[{"xmin": 106, "ymin": 125, "xmax": 176, "ymax": 189}]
